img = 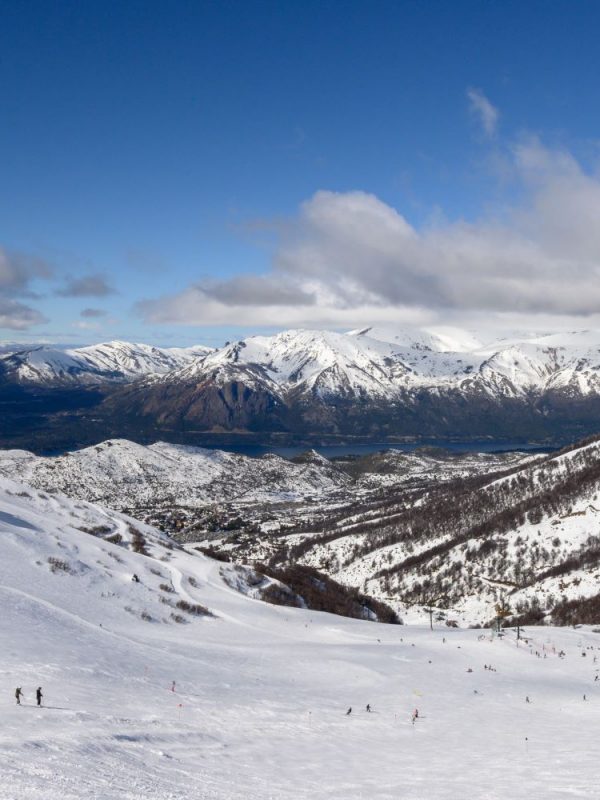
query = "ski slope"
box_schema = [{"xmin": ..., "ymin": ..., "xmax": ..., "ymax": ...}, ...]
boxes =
[{"xmin": 0, "ymin": 477, "xmax": 598, "ymax": 799}]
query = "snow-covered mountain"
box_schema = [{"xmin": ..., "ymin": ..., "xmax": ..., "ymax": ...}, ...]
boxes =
[
  {"xmin": 7, "ymin": 327, "xmax": 600, "ymax": 396},
  {"xmin": 3, "ymin": 472, "xmax": 599, "ymax": 798},
  {"xmin": 154, "ymin": 327, "xmax": 600, "ymax": 399},
  {"xmin": 0, "ymin": 340, "xmax": 212, "ymax": 385},
  {"xmin": 90, "ymin": 327, "xmax": 600, "ymax": 442},
  {"xmin": 6, "ymin": 327, "xmax": 600, "ymax": 445}
]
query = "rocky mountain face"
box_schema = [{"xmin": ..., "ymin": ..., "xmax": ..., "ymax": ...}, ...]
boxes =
[{"xmin": 5, "ymin": 327, "xmax": 600, "ymax": 446}]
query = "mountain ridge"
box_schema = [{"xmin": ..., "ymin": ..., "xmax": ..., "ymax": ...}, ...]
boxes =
[
  {"xmin": 0, "ymin": 340, "xmax": 213, "ymax": 385},
  {"xmin": 5, "ymin": 327, "xmax": 600, "ymax": 446}
]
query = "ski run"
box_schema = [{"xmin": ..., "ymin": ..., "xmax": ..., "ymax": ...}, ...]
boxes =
[{"xmin": 0, "ymin": 473, "xmax": 599, "ymax": 799}]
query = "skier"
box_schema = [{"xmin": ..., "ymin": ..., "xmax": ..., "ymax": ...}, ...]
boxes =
[
  {"xmin": 411, "ymin": 708, "xmax": 419, "ymax": 724},
  {"xmin": 36, "ymin": 687, "xmax": 43, "ymax": 707},
  {"xmin": 366, "ymin": 704, "xmax": 371, "ymax": 712},
  {"xmin": 132, "ymin": 574, "xmax": 140, "ymax": 583},
  {"xmin": 15, "ymin": 687, "xmax": 23, "ymax": 705},
  {"xmin": 525, "ymin": 696, "xmax": 530, "ymax": 703},
  {"xmin": 346, "ymin": 707, "xmax": 352, "ymax": 716}
]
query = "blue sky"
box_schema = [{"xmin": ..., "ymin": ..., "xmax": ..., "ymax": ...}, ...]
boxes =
[{"xmin": 3, "ymin": 0, "xmax": 600, "ymax": 346}]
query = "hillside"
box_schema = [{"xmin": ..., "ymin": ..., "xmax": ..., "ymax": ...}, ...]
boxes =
[
  {"xmin": 183, "ymin": 436, "xmax": 600, "ymax": 628},
  {"xmin": 1, "ymin": 475, "xmax": 600, "ymax": 799},
  {"xmin": 6, "ymin": 431, "xmax": 600, "ymax": 630},
  {"xmin": 8, "ymin": 435, "xmax": 600, "ymax": 628}
]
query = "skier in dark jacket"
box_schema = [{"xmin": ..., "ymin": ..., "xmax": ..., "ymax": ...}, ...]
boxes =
[
  {"xmin": 346, "ymin": 707, "xmax": 352, "ymax": 715},
  {"xmin": 36, "ymin": 687, "xmax": 43, "ymax": 707},
  {"xmin": 15, "ymin": 687, "xmax": 23, "ymax": 705}
]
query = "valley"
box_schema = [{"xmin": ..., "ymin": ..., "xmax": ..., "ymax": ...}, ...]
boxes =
[{"xmin": 6, "ymin": 435, "xmax": 600, "ymax": 628}]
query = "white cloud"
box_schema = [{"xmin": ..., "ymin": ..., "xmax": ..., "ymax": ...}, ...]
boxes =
[
  {"xmin": 137, "ymin": 139, "xmax": 600, "ymax": 332},
  {"xmin": 467, "ymin": 87, "xmax": 499, "ymax": 138},
  {"xmin": 137, "ymin": 287, "xmax": 432, "ymax": 330}
]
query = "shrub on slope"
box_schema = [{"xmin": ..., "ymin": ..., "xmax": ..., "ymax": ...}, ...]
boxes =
[
  {"xmin": 258, "ymin": 563, "xmax": 401, "ymax": 624},
  {"xmin": 551, "ymin": 593, "xmax": 600, "ymax": 626}
]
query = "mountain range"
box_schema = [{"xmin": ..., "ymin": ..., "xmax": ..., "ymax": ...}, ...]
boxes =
[
  {"xmin": 5, "ymin": 327, "xmax": 600, "ymax": 448},
  {"xmin": 0, "ymin": 340, "xmax": 212, "ymax": 385}
]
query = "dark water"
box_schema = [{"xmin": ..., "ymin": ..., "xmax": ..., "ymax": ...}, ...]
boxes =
[{"xmin": 207, "ymin": 440, "xmax": 556, "ymax": 460}]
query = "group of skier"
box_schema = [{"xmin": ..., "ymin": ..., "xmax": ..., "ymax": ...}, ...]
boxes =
[
  {"xmin": 14, "ymin": 687, "xmax": 43, "ymax": 706},
  {"xmin": 345, "ymin": 704, "xmax": 419, "ymax": 724},
  {"xmin": 346, "ymin": 704, "xmax": 372, "ymax": 715}
]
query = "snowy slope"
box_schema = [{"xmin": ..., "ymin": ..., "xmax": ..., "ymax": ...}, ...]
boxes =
[
  {"xmin": 1, "ymin": 476, "xmax": 600, "ymax": 799},
  {"xmin": 347, "ymin": 325, "xmax": 485, "ymax": 352}
]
